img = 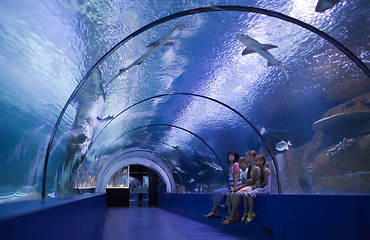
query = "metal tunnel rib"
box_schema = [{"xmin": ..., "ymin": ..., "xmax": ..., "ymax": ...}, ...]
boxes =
[
  {"xmin": 96, "ymin": 149, "xmax": 181, "ymax": 192},
  {"xmin": 87, "ymin": 93, "xmax": 282, "ymax": 193},
  {"xmin": 89, "ymin": 149, "xmax": 186, "ymax": 188},
  {"xmin": 99, "ymin": 123, "xmax": 228, "ymax": 186}
]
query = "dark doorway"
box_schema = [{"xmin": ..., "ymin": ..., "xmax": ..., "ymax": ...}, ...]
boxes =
[
  {"xmin": 129, "ymin": 165, "xmax": 164, "ymax": 207},
  {"xmin": 106, "ymin": 165, "xmax": 164, "ymax": 207}
]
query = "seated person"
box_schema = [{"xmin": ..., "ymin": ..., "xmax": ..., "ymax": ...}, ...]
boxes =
[
  {"xmin": 204, "ymin": 151, "xmax": 240, "ymax": 218},
  {"xmin": 222, "ymin": 154, "xmax": 253, "ymax": 220},
  {"xmin": 243, "ymin": 154, "xmax": 271, "ymax": 223},
  {"xmin": 222, "ymin": 150, "xmax": 259, "ymax": 225}
]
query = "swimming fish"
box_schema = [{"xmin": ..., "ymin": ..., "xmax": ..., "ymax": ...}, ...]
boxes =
[
  {"xmin": 237, "ymin": 34, "xmax": 289, "ymax": 81},
  {"xmin": 202, "ymin": 161, "xmax": 223, "ymax": 171},
  {"xmin": 175, "ymin": 166, "xmax": 187, "ymax": 174},
  {"xmin": 173, "ymin": 146, "xmax": 182, "ymax": 152},
  {"xmin": 189, "ymin": 161, "xmax": 201, "ymax": 167},
  {"xmin": 260, "ymin": 127, "xmax": 267, "ymax": 135},
  {"xmin": 275, "ymin": 140, "xmax": 292, "ymax": 151},
  {"xmin": 188, "ymin": 178, "xmax": 195, "ymax": 183},
  {"xmin": 105, "ymin": 24, "xmax": 185, "ymax": 88},
  {"xmin": 97, "ymin": 114, "xmax": 114, "ymax": 121},
  {"xmin": 315, "ymin": 0, "xmax": 340, "ymax": 12},
  {"xmin": 198, "ymin": 170, "xmax": 208, "ymax": 175}
]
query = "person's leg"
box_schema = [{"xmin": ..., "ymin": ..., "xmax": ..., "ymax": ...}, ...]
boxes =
[
  {"xmin": 245, "ymin": 194, "xmax": 256, "ymax": 223},
  {"xmin": 207, "ymin": 186, "xmax": 227, "ymax": 218},
  {"xmin": 215, "ymin": 204, "xmax": 221, "ymax": 216},
  {"xmin": 227, "ymin": 195, "xmax": 232, "ymax": 216},
  {"xmin": 205, "ymin": 204, "xmax": 222, "ymax": 218},
  {"xmin": 222, "ymin": 193, "xmax": 242, "ymax": 225},
  {"xmin": 221, "ymin": 194, "xmax": 232, "ymax": 221},
  {"xmin": 241, "ymin": 195, "xmax": 249, "ymax": 221},
  {"xmin": 230, "ymin": 193, "xmax": 242, "ymax": 220},
  {"xmin": 248, "ymin": 195, "xmax": 254, "ymax": 214}
]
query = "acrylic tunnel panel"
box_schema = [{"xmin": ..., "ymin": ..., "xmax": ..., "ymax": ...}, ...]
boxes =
[
  {"xmin": 78, "ymin": 95, "xmax": 282, "ymax": 194},
  {"xmin": 0, "ymin": 0, "xmax": 369, "ymax": 202}
]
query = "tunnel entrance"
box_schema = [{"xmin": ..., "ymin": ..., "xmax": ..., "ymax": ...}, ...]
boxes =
[
  {"xmin": 129, "ymin": 165, "xmax": 164, "ymax": 207},
  {"xmin": 106, "ymin": 164, "xmax": 164, "ymax": 207}
]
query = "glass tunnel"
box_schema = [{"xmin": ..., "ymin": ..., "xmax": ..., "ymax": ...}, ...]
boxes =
[{"xmin": 0, "ymin": 0, "xmax": 369, "ymax": 205}]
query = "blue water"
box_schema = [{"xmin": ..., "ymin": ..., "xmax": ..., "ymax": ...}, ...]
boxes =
[{"xmin": 0, "ymin": 0, "xmax": 369, "ymax": 201}]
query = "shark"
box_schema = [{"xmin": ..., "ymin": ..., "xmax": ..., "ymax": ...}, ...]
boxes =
[
  {"xmin": 97, "ymin": 114, "xmax": 114, "ymax": 121},
  {"xmin": 315, "ymin": 0, "xmax": 340, "ymax": 12},
  {"xmin": 202, "ymin": 161, "xmax": 223, "ymax": 171},
  {"xmin": 64, "ymin": 68, "xmax": 106, "ymax": 180},
  {"xmin": 175, "ymin": 166, "xmax": 187, "ymax": 174},
  {"xmin": 237, "ymin": 34, "xmax": 289, "ymax": 81},
  {"xmin": 105, "ymin": 24, "xmax": 185, "ymax": 88}
]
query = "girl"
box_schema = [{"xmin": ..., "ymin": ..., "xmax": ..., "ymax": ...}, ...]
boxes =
[
  {"xmin": 243, "ymin": 154, "xmax": 271, "ymax": 223},
  {"xmin": 204, "ymin": 151, "xmax": 240, "ymax": 219},
  {"xmin": 222, "ymin": 150, "xmax": 259, "ymax": 225}
]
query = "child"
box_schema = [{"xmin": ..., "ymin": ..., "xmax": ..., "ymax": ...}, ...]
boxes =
[
  {"xmin": 243, "ymin": 154, "xmax": 271, "ymax": 223},
  {"xmin": 204, "ymin": 151, "xmax": 240, "ymax": 219},
  {"xmin": 222, "ymin": 155, "xmax": 253, "ymax": 221},
  {"xmin": 222, "ymin": 150, "xmax": 259, "ymax": 225}
]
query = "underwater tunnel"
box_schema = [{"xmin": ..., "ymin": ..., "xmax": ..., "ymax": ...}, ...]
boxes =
[{"xmin": 0, "ymin": 1, "xmax": 369, "ymax": 239}]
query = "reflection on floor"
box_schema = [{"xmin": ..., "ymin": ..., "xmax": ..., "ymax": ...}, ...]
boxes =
[{"xmin": 98, "ymin": 207, "xmax": 255, "ymax": 240}]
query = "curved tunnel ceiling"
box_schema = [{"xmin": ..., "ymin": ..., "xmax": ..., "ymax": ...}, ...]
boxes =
[
  {"xmin": 0, "ymin": 1, "xmax": 369, "ymax": 201},
  {"xmin": 80, "ymin": 93, "xmax": 281, "ymax": 187},
  {"xmin": 44, "ymin": 5, "xmax": 369, "ymax": 197}
]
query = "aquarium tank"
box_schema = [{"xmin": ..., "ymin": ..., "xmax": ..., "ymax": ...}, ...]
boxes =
[{"xmin": 0, "ymin": 0, "xmax": 369, "ymax": 202}]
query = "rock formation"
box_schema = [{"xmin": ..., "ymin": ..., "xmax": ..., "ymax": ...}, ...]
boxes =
[{"xmin": 280, "ymin": 92, "xmax": 370, "ymax": 193}]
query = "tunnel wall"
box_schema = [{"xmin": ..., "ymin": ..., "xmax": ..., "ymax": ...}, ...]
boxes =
[
  {"xmin": 158, "ymin": 193, "xmax": 370, "ymax": 240},
  {"xmin": 0, "ymin": 193, "xmax": 106, "ymax": 240}
]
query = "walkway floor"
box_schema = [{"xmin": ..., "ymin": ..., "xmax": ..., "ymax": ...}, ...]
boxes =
[{"xmin": 98, "ymin": 207, "xmax": 255, "ymax": 240}]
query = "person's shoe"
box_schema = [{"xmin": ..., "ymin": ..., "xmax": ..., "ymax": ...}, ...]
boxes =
[
  {"xmin": 204, "ymin": 213, "xmax": 222, "ymax": 218},
  {"xmin": 245, "ymin": 212, "xmax": 256, "ymax": 223},
  {"xmin": 222, "ymin": 218, "xmax": 232, "ymax": 225},
  {"xmin": 241, "ymin": 213, "xmax": 248, "ymax": 222},
  {"xmin": 222, "ymin": 215, "xmax": 230, "ymax": 221},
  {"xmin": 222, "ymin": 218, "xmax": 240, "ymax": 225}
]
